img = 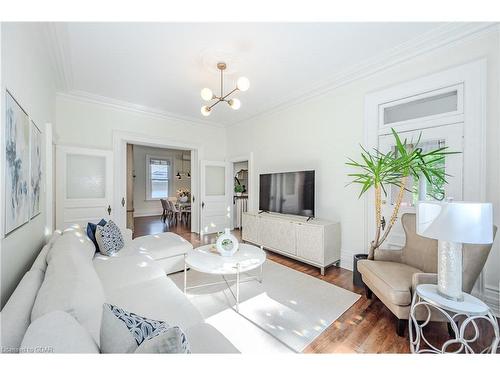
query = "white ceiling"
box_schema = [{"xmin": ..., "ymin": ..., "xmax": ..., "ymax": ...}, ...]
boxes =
[{"xmin": 53, "ymin": 22, "xmax": 455, "ymax": 126}]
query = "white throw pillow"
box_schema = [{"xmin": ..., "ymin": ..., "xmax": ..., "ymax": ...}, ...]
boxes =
[
  {"xmin": 20, "ymin": 311, "xmax": 99, "ymax": 353},
  {"xmin": 135, "ymin": 326, "xmax": 190, "ymax": 354},
  {"xmin": 95, "ymin": 220, "xmax": 124, "ymax": 256},
  {"xmin": 100, "ymin": 304, "xmax": 190, "ymax": 354}
]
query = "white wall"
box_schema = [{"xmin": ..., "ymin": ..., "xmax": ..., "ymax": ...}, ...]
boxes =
[
  {"xmin": 55, "ymin": 95, "xmax": 227, "ymax": 159},
  {"xmin": 132, "ymin": 145, "xmax": 191, "ymax": 217},
  {"xmin": 226, "ymin": 30, "xmax": 500, "ymax": 310},
  {"xmin": 0, "ymin": 23, "xmax": 57, "ymax": 307}
]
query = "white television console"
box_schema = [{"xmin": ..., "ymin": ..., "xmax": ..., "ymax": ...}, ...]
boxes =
[{"xmin": 242, "ymin": 212, "xmax": 341, "ymax": 275}]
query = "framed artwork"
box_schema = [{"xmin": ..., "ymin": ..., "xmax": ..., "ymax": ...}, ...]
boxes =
[
  {"xmin": 30, "ymin": 121, "xmax": 42, "ymax": 218},
  {"xmin": 4, "ymin": 91, "xmax": 30, "ymax": 234}
]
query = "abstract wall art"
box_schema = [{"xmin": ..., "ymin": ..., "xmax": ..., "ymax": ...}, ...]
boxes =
[
  {"xmin": 5, "ymin": 91, "xmax": 30, "ymax": 234},
  {"xmin": 30, "ymin": 121, "xmax": 42, "ymax": 218}
]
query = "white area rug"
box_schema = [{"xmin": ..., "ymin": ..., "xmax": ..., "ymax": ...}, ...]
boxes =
[{"xmin": 170, "ymin": 260, "xmax": 359, "ymax": 353}]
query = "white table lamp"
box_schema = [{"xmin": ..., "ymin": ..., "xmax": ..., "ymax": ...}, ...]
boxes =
[{"xmin": 417, "ymin": 200, "xmax": 493, "ymax": 301}]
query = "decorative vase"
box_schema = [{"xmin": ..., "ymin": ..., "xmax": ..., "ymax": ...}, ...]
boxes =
[
  {"xmin": 216, "ymin": 228, "xmax": 239, "ymax": 257},
  {"xmin": 179, "ymin": 196, "xmax": 188, "ymax": 203}
]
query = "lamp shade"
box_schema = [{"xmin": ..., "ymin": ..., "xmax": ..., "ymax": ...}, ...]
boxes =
[{"xmin": 417, "ymin": 201, "xmax": 493, "ymax": 244}]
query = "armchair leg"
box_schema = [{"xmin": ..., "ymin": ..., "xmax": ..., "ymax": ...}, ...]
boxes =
[
  {"xmin": 365, "ymin": 285, "xmax": 373, "ymax": 300},
  {"xmin": 396, "ymin": 319, "xmax": 407, "ymax": 337}
]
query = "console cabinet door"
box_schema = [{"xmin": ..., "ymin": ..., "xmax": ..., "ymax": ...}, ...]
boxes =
[
  {"xmin": 296, "ymin": 224, "xmax": 323, "ymax": 263},
  {"xmin": 242, "ymin": 214, "xmax": 260, "ymax": 244},
  {"xmin": 260, "ymin": 218, "xmax": 296, "ymax": 255}
]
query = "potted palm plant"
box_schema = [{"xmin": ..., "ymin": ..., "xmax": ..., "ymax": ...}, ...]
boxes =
[{"xmin": 346, "ymin": 128, "xmax": 457, "ymax": 262}]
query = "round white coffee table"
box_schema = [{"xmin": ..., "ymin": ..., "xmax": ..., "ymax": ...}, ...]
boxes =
[{"xmin": 183, "ymin": 243, "xmax": 266, "ymax": 311}]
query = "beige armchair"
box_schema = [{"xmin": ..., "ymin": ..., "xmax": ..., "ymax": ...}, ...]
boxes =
[{"xmin": 358, "ymin": 213, "xmax": 496, "ymax": 336}]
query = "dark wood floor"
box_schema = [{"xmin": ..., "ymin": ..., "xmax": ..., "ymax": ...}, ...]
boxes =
[
  {"xmin": 133, "ymin": 215, "xmax": 498, "ymax": 354},
  {"xmin": 134, "ymin": 215, "xmax": 192, "ymax": 238}
]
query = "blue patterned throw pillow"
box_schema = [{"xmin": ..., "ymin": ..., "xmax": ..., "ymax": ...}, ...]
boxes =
[
  {"xmin": 87, "ymin": 219, "xmax": 107, "ymax": 252},
  {"xmin": 95, "ymin": 220, "xmax": 124, "ymax": 256},
  {"xmin": 100, "ymin": 303, "xmax": 190, "ymax": 354}
]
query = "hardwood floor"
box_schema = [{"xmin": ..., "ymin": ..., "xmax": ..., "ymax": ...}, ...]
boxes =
[
  {"xmin": 133, "ymin": 215, "xmax": 192, "ymax": 238},
  {"xmin": 133, "ymin": 215, "xmax": 498, "ymax": 354}
]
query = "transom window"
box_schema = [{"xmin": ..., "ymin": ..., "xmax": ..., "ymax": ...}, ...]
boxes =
[{"xmin": 146, "ymin": 155, "xmax": 171, "ymax": 200}]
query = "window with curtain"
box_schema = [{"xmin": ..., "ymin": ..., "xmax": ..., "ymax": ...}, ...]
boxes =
[{"xmin": 146, "ymin": 155, "xmax": 171, "ymax": 199}]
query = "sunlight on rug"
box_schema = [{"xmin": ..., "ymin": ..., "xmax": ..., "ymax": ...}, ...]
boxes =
[{"xmin": 170, "ymin": 260, "xmax": 360, "ymax": 353}]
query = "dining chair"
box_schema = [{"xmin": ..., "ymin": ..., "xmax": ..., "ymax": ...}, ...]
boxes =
[
  {"xmin": 168, "ymin": 200, "xmax": 181, "ymax": 224},
  {"xmin": 160, "ymin": 198, "xmax": 169, "ymax": 222},
  {"xmin": 179, "ymin": 205, "xmax": 191, "ymax": 224}
]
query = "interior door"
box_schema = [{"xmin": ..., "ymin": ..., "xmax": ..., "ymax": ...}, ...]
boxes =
[
  {"xmin": 378, "ymin": 123, "xmax": 463, "ymax": 248},
  {"xmin": 56, "ymin": 145, "xmax": 113, "ymax": 229},
  {"xmin": 200, "ymin": 160, "xmax": 231, "ymax": 235}
]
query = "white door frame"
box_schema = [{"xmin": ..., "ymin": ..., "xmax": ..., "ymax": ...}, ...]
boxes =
[
  {"xmin": 228, "ymin": 152, "xmax": 254, "ymax": 229},
  {"xmin": 44, "ymin": 123, "xmax": 54, "ymax": 236},
  {"xmin": 112, "ymin": 130, "xmax": 203, "ymax": 233},
  {"xmin": 363, "ymin": 59, "xmax": 487, "ymax": 291}
]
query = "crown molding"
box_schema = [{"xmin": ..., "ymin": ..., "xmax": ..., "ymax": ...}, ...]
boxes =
[
  {"xmin": 57, "ymin": 90, "xmax": 225, "ymax": 129},
  {"xmin": 227, "ymin": 22, "xmax": 500, "ymax": 127},
  {"xmin": 43, "ymin": 23, "xmax": 74, "ymax": 91},
  {"xmin": 48, "ymin": 22, "xmax": 498, "ymax": 129}
]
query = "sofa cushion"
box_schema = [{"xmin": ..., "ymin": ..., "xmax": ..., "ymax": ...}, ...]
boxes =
[
  {"xmin": 132, "ymin": 232, "xmax": 192, "ymax": 260},
  {"xmin": 101, "ymin": 277, "xmax": 203, "ymax": 331},
  {"xmin": 87, "ymin": 219, "xmax": 107, "ymax": 253},
  {"xmin": 20, "ymin": 311, "xmax": 99, "ymax": 353},
  {"xmin": 96, "ymin": 220, "xmax": 124, "ymax": 256},
  {"xmin": 31, "ymin": 231, "xmax": 105, "ymax": 345},
  {"xmin": 93, "ymin": 253, "xmax": 164, "ymax": 293},
  {"xmin": 0, "ymin": 269, "xmax": 45, "ymax": 350},
  {"xmin": 31, "ymin": 231, "xmax": 62, "ymax": 273},
  {"xmin": 47, "ymin": 226, "xmax": 95, "ymax": 263},
  {"xmin": 357, "ymin": 260, "xmax": 421, "ymax": 306},
  {"xmin": 101, "ymin": 304, "xmax": 190, "ymax": 354}
]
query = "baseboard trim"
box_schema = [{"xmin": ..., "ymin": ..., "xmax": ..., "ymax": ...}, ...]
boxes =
[{"xmin": 133, "ymin": 212, "xmax": 162, "ymax": 218}]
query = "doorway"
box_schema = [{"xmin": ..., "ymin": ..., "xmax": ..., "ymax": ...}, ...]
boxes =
[
  {"xmin": 113, "ymin": 131, "xmax": 201, "ymax": 235},
  {"xmin": 232, "ymin": 160, "xmax": 249, "ymax": 230},
  {"xmin": 126, "ymin": 143, "xmax": 192, "ymax": 238},
  {"xmin": 363, "ymin": 59, "xmax": 487, "ymax": 296},
  {"xmin": 228, "ymin": 153, "xmax": 254, "ymax": 231}
]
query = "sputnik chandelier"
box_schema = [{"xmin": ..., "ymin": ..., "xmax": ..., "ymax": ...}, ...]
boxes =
[{"xmin": 200, "ymin": 62, "xmax": 250, "ymax": 116}]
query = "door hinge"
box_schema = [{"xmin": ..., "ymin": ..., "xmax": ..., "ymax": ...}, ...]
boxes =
[
  {"xmin": 107, "ymin": 205, "xmax": 112, "ymax": 215},
  {"xmin": 121, "ymin": 197, "xmax": 125, "ymax": 207}
]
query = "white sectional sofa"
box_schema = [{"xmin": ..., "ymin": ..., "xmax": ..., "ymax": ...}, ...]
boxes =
[{"xmin": 0, "ymin": 225, "xmax": 238, "ymax": 353}]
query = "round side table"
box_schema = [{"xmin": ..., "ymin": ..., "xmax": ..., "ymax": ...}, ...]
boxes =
[{"xmin": 409, "ymin": 284, "xmax": 499, "ymax": 354}]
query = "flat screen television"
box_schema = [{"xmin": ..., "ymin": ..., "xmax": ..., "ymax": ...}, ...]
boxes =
[{"xmin": 259, "ymin": 170, "xmax": 315, "ymax": 217}]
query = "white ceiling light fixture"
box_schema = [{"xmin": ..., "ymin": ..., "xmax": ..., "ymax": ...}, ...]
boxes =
[{"xmin": 200, "ymin": 62, "xmax": 249, "ymax": 116}]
